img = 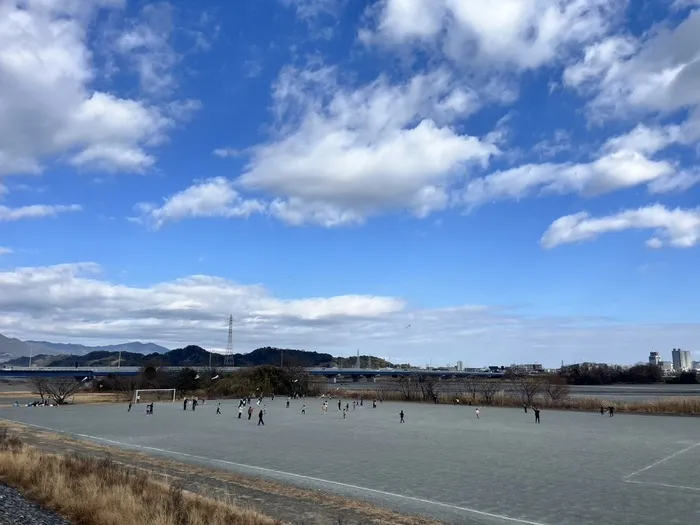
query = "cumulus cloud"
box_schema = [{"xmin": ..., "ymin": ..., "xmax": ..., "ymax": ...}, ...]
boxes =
[
  {"xmin": 0, "ymin": 0, "xmax": 196, "ymax": 178},
  {"xmin": 133, "ymin": 177, "xmax": 266, "ymax": 229},
  {"xmin": 541, "ymin": 204, "xmax": 700, "ymax": 249},
  {"xmin": 565, "ymin": 7, "xmax": 700, "ymax": 133},
  {"xmin": 235, "ymin": 66, "xmax": 496, "ymax": 226},
  {"xmin": 0, "ymin": 204, "xmax": 82, "ymax": 222},
  {"xmin": 365, "ymin": 0, "xmax": 622, "ymax": 71},
  {"xmin": 0, "ymin": 262, "xmax": 697, "ymax": 365}
]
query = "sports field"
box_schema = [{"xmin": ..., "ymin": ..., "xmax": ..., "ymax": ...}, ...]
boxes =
[{"xmin": 1, "ymin": 398, "xmax": 699, "ymax": 524}]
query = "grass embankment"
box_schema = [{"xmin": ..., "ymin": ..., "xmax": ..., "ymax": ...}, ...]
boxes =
[
  {"xmin": 0, "ymin": 391, "xmax": 121, "ymax": 405},
  {"xmin": 338, "ymin": 388, "xmax": 700, "ymax": 415},
  {"xmin": 0, "ymin": 428, "xmax": 280, "ymax": 525}
]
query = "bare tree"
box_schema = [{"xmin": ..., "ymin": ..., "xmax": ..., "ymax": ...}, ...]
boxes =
[
  {"xmin": 477, "ymin": 378, "xmax": 501, "ymax": 404},
  {"xmin": 546, "ymin": 377, "xmax": 571, "ymax": 400},
  {"xmin": 30, "ymin": 377, "xmax": 49, "ymax": 401},
  {"xmin": 394, "ymin": 377, "xmax": 420, "ymax": 401},
  {"xmin": 416, "ymin": 374, "xmax": 440, "ymax": 402},
  {"xmin": 461, "ymin": 376, "xmax": 481, "ymax": 402},
  {"xmin": 513, "ymin": 375, "xmax": 548, "ymax": 405},
  {"xmin": 44, "ymin": 377, "xmax": 84, "ymax": 405}
]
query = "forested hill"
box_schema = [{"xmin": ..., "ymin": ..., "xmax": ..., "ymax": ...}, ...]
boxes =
[{"xmin": 5, "ymin": 346, "xmax": 338, "ymax": 368}]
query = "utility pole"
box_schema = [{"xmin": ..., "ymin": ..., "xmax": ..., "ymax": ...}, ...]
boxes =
[{"xmin": 28, "ymin": 345, "xmax": 33, "ymax": 368}]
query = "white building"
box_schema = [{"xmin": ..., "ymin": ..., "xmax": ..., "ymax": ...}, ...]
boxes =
[
  {"xmin": 672, "ymin": 348, "xmax": 691, "ymax": 371},
  {"xmin": 456, "ymin": 360, "xmax": 464, "ymax": 371},
  {"xmin": 649, "ymin": 351, "xmax": 661, "ymax": 365}
]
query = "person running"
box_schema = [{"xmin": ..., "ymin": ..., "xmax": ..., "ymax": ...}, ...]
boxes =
[
  {"xmin": 342, "ymin": 409, "xmax": 346, "ymax": 419},
  {"xmin": 258, "ymin": 409, "xmax": 265, "ymax": 426},
  {"xmin": 301, "ymin": 404, "xmax": 306, "ymax": 414},
  {"xmin": 372, "ymin": 399, "xmax": 377, "ymax": 408},
  {"xmin": 216, "ymin": 403, "xmax": 221, "ymax": 415},
  {"xmin": 533, "ymin": 407, "xmax": 540, "ymax": 424},
  {"xmin": 238, "ymin": 406, "xmax": 242, "ymax": 419},
  {"xmin": 399, "ymin": 410, "xmax": 404, "ymax": 423},
  {"xmin": 475, "ymin": 407, "xmax": 480, "ymax": 419},
  {"xmin": 128, "ymin": 402, "xmax": 132, "ymax": 412},
  {"xmin": 338, "ymin": 400, "xmax": 342, "ymax": 411}
]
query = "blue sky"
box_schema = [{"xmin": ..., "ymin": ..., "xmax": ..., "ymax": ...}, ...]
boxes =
[{"xmin": 1, "ymin": 0, "xmax": 699, "ymax": 367}]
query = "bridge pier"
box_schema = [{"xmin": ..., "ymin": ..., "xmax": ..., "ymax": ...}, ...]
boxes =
[{"xmin": 326, "ymin": 375, "xmax": 337, "ymax": 384}]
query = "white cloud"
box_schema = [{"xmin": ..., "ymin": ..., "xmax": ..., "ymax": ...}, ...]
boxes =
[
  {"xmin": 0, "ymin": 247, "xmax": 12, "ymax": 255},
  {"xmin": 366, "ymin": 0, "xmax": 622, "ymax": 71},
  {"xmin": 0, "ymin": 204, "xmax": 82, "ymax": 222},
  {"xmin": 134, "ymin": 177, "xmax": 266, "ymax": 229},
  {"xmin": 0, "ymin": 0, "xmax": 191, "ymax": 177},
  {"xmin": 279, "ymin": 0, "xmax": 347, "ymax": 21},
  {"xmin": 0, "ymin": 262, "xmax": 697, "ymax": 365},
  {"xmin": 112, "ymin": 2, "xmax": 180, "ymax": 96},
  {"xmin": 565, "ymin": 7, "xmax": 700, "ymax": 131},
  {"xmin": 541, "ymin": 204, "xmax": 700, "ymax": 249},
  {"xmin": 236, "ymin": 66, "xmax": 496, "ymax": 226},
  {"xmin": 461, "ymin": 149, "xmax": 674, "ymax": 206}
]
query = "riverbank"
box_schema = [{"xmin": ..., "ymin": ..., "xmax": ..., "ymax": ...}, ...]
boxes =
[
  {"xmin": 337, "ymin": 388, "xmax": 700, "ymax": 415},
  {"xmin": 0, "ymin": 428, "xmax": 279, "ymax": 525}
]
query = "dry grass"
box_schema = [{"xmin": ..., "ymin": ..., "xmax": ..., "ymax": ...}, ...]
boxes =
[
  {"xmin": 0, "ymin": 391, "xmax": 121, "ymax": 404},
  {"xmin": 339, "ymin": 387, "xmax": 700, "ymax": 415},
  {"xmin": 0, "ymin": 428, "xmax": 280, "ymax": 525}
]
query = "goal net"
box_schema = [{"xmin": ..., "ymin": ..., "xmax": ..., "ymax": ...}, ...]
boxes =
[{"xmin": 133, "ymin": 389, "xmax": 176, "ymax": 403}]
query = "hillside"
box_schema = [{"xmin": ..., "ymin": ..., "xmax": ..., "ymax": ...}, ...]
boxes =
[
  {"xmin": 4, "ymin": 345, "xmax": 395, "ymax": 369},
  {"xmin": 23, "ymin": 340, "xmax": 170, "ymax": 356},
  {"xmin": 0, "ymin": 334, "xmax": 170, "ymax": 360}
]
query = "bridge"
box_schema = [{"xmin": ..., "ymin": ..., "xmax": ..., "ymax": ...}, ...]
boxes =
[{"xmin": 0, "ymin": 366, "xmax": 505, "ymax": 380}]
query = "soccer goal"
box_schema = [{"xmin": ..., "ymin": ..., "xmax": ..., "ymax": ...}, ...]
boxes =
[{"xmin": 133, "ymin": 389, "xmax": 176, "ymax": 403}]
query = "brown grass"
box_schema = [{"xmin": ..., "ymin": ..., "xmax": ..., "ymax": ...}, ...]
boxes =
[
  {"xmin": 0, "ymin": 428, "xmax": 280, "ymax": 525},
  {"xmin": 338, "ymin": 387, "xmax": 700, "ymax": 415},
  {"xmin": 0, "ymin": 391, "xmax": 120, "ymax": 404}
]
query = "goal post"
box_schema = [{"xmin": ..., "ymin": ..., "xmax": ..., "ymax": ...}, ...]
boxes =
[{"xmin": 133, "ymin": 389, "xmax": 176, "ymax": 403}]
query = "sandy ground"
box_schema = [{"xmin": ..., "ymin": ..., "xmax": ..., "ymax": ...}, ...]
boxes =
[{"xmin": 1, "ymin": 398, "xmax": 699, "ymax": 524}]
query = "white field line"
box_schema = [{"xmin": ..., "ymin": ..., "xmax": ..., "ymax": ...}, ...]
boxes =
[
  {"xmin": 0, "ymin": 418, "xmax": 550, "ymax": 525},
  {"xmin": 622, "ymin": 442, "xmax": 700, "ymax": 481},
  {"xmin": 623, "ymin": 479, "xmax": 700, "ymax": 493}
]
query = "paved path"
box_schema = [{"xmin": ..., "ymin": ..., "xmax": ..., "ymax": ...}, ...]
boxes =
[{"xmin": 2, "ymin": 399, "xmax": 700, "ymax": 524}]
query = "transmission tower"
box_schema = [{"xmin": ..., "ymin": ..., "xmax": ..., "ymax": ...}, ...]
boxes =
[{"xmin": 224, "ymin": 314, "xmax": 234, "ymax": 367}]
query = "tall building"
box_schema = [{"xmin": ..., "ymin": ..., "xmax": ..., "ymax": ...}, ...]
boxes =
[
  {"xmin": 671, "ymin": 348, "xmax": 691, "ymax": 371},
  {"xmin": 649, "ymin": 351, "xmax": 661, "ymax": 365},
  {"xmin": 456, "ymin": 360, "xmax": 464, "ymax": 371}
]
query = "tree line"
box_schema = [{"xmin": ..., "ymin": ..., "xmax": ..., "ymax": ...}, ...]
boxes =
[
  {"xmin": 383, "ymin": 373, "xmax": 571, "ymax": 405},
  {"xmin": 30, "ymin": 364, "xmax": 319, "ymax": 404}
]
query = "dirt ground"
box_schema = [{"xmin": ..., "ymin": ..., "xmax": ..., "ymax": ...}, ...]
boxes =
[{"xmin": 0, "ymin": 421, "xmax": 440, "ymax": 525}]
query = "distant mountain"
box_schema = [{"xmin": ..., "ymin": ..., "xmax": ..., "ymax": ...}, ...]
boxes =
[
  {"xmin": 4, "ymin": 345, "xmax": 346, "ymax": 368},
  {"xmin": 0, "ymin": 334, "xmax": 33, "ymax": 361},
  {"xmin": 23, "ymin": 340, "xmax": 170, "ymax": 356}
]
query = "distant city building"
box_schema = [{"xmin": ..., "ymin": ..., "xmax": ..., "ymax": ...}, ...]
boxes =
[
  {"xmin": 509, "ymin": 363, "xmax": 544, "ymax": 374},
  {"xmin": 659, "ymin": 361, "xmax": 674, "ymax": 375},
  {"xmin": 456, "ymin": 360, "xmax": 464, "ymax": 371},
  {"xmin": 692, "ymin": 361, "xmax": 700, "ymax": 370},
  {"xmin": 672, "ymin": 348, "xmax": 691, "ymax": 371},
  {"xmin": 649, "ymin": 351, "xmax": 661, "ymax": 366}
]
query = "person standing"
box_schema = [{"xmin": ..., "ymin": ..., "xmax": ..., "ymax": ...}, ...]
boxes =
[
  {"xmin": 475, "ymin": 408, "xmax": 480, "ymax": 419},
  {"xmin": 216, "ymin": 403, "xmax": 221, "ymax": 415},
  {"xmin": 238, "ymin": 406, "xmax": 242, "ymax": 419},
  {"xmin": 533, "ymin": 407, "xmax": 540, "ymax": 424},
  {"xmin": 258, "ymin": 409, "xmax": 265, "ymax": 426},
  {"xmin": 399, "ymin": 410, "xmax": 404, "ymax": 423}
]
